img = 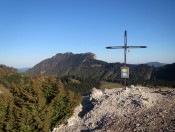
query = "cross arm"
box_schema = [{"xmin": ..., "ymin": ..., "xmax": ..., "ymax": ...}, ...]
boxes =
[
  {"xmin": 106, "ymin": 46, "xmax": 147, "ymax": 49},
  {"xmin": 106, "ymin": 46, "xmax": 124, "ymax": 49},
  {"xmin": 128, "ymin": 46, "xmax": 147, "ymax": 48}
]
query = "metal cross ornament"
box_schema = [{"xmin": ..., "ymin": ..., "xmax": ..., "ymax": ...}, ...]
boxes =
[{"xmin": 106, "ymin": 30, "xmax": 147, "ymax": 88}]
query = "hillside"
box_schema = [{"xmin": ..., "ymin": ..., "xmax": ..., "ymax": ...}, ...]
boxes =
[
  {"xmin": 0, "ymin": 60, "xmax": 175, "ymax": 131},
  {"xmin": 26, "ymin": 52, "xmax": 107, "ymax": 78},
  {"xmin": 152, "ymin": 63, "xmax": 175, "ymax": 81},
  {"xmin": 26, "ymin": 52, "xmax": 153, "ymax": 81},
  {"xmin": 53, "ymin": 86, "xmax": 175, "ymax": 132},
  {"xmin": 0, "ymin": 65, "xmax": 17, "ymax": 77}
]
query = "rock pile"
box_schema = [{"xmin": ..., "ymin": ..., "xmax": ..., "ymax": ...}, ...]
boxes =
[{"xmin": 53, "ymin": 86, "xmax": 175, "ymax": 132}]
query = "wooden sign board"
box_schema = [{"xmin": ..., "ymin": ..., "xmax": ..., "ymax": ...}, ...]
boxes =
[{"xmin": 121, "ymin": 67, "xmax": 129, "ymax": 78}]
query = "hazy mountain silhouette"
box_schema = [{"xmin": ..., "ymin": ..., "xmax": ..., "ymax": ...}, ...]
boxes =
[
  {"xmin": 145, "ymin": 62, "xmax": 166, "ymax": 67},
  {"xmin": 18, "ymin": 68, "xmax": 29, "ymax": 73}
]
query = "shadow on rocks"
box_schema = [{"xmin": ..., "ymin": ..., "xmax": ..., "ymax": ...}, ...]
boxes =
[{"xmin": 78, "ymin": 95, "xmax": 95, "ymax": 118}]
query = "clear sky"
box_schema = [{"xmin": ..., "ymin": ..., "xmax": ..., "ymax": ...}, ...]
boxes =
[{"xmin": 0, "ymin": 0, "xmax": 175, "ymax": 68}]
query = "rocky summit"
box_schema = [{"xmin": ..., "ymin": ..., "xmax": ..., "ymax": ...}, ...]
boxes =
[{"xmin": 53, "ymin": 86, "xmax": 175, "ymax": 132}]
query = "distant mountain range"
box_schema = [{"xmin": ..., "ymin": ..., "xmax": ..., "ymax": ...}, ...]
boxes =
[
  {"xmin": 26, "ymin": 52, "xmax": 174, "ymax": 81},
  {"xmin": 18, "ymin": 67, "xmax": 29, "ymax": 73},
  {"xmin": 145, "ymin": 62, "xmax": 166, "ymax": 67},
  {"xmin": 0, "ymin": 52, "xmax": 174, "ymax": 85},
  {"xmin": 18, "ymin": 62, "xmax": 165, "ymax": 74}
]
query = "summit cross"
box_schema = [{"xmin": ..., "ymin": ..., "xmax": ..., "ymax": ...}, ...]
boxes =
[{"xmin": 106, "ymin": 30, "xmax": 147, "ymax": 88}]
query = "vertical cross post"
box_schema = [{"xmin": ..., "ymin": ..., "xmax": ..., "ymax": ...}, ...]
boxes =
[
  {"xmin": 124, "ymin": 30, "xmax": 127, "ymax": 66},
  {"xmin": 124, "ymin": 31, "xmax": 127, "ymax": 87},
  {"xmin": 106, "ymin": 30, "xmax": 147, "ymax": 89}
]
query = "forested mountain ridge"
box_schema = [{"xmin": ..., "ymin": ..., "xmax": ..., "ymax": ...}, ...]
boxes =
[
  {"xmin": 152, "ymin": 63, "xmax": 175, "ymax": 81},
  {"xmin": 0, "ymin": 64, "xmax": 17, "ymax": 77},
  {"xmin": 26, "ymin": 52, "xmax": 154, "ymax": 81}
]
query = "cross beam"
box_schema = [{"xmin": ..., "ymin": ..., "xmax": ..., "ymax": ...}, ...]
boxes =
[
  {"xmin": 106, "ymin": 30, "xmax": 147, "ymax": 66},
  {"xmin": 106, "ymin": 30, "xmax": 147, "ymax": 87}
]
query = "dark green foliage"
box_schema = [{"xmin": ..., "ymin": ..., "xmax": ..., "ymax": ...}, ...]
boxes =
[
  {"xmin": 61, "ymin": 75, "xmax": 101, "ymax": 94},
  {"xmin": 42, "ymin": 77, "xmax": 60, "ymax": 104},
  {"xmin": 1, "ymin": 74, "xmax": 29, "ymax": 84},
  {"xmin": 108, "ymin": 79, "xmax": 175, "ymax": 88},
  {"xmin": 152, "ymin": 63, "xmax": 175, "ymax": 81},
  {"xmin": 129, "ymin": 64, "xmax": 153, "ymax": 80},
  {"xmin": 126, "ymin": 79, "xmax": 175, "ymax": 88},
  {"xmin": 0, "ymin": 73, "xmax": 82, "ymax": 132}
]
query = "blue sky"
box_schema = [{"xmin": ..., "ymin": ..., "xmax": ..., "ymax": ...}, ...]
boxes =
[{"xmin": 0, "ymin": 0, "xmax": 175, "ymax": 68}]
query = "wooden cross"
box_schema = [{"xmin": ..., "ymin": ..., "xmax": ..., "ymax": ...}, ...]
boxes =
[{"xmin": 106, "ymin": 30, "xmax": 147, "ymax": 88}]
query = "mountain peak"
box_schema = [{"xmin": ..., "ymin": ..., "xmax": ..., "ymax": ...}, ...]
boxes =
[
  {"xmin": 52, "ymin": 52, "xmax": 96, "ymax": 59},
  {"xmin": 26, "ymin": 52, "xmax": 100, "ymax": 76}
]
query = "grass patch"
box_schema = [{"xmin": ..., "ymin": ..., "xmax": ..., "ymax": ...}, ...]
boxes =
[
  {"xmin": 69, "ymin": 78, "xmax": 80, "ymax": 84},
  {"xmin": 0, "ymin": 85, "xmax": 12, "ymax": 97},
  {"xmin": 100, "ymin": 81, "xmax": 122, "ymax": 89}
]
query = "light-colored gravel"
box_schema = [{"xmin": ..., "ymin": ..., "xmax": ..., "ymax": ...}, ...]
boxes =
[{"xmin": 53, "ymin": 86, "xmax": 175, "ymax": 132}]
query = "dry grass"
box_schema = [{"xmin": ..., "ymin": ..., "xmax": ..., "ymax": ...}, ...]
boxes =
[
  {"xmin": 69, "ymin": 78, "xmax": 80, "ymax": 84},
  {"xmin": 100, "ymin": 81, "xmax": 123, "ymax": 89},
  {"xmin": 0, "ymin": 84, "xmax": 12, "ymax": 97}
]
